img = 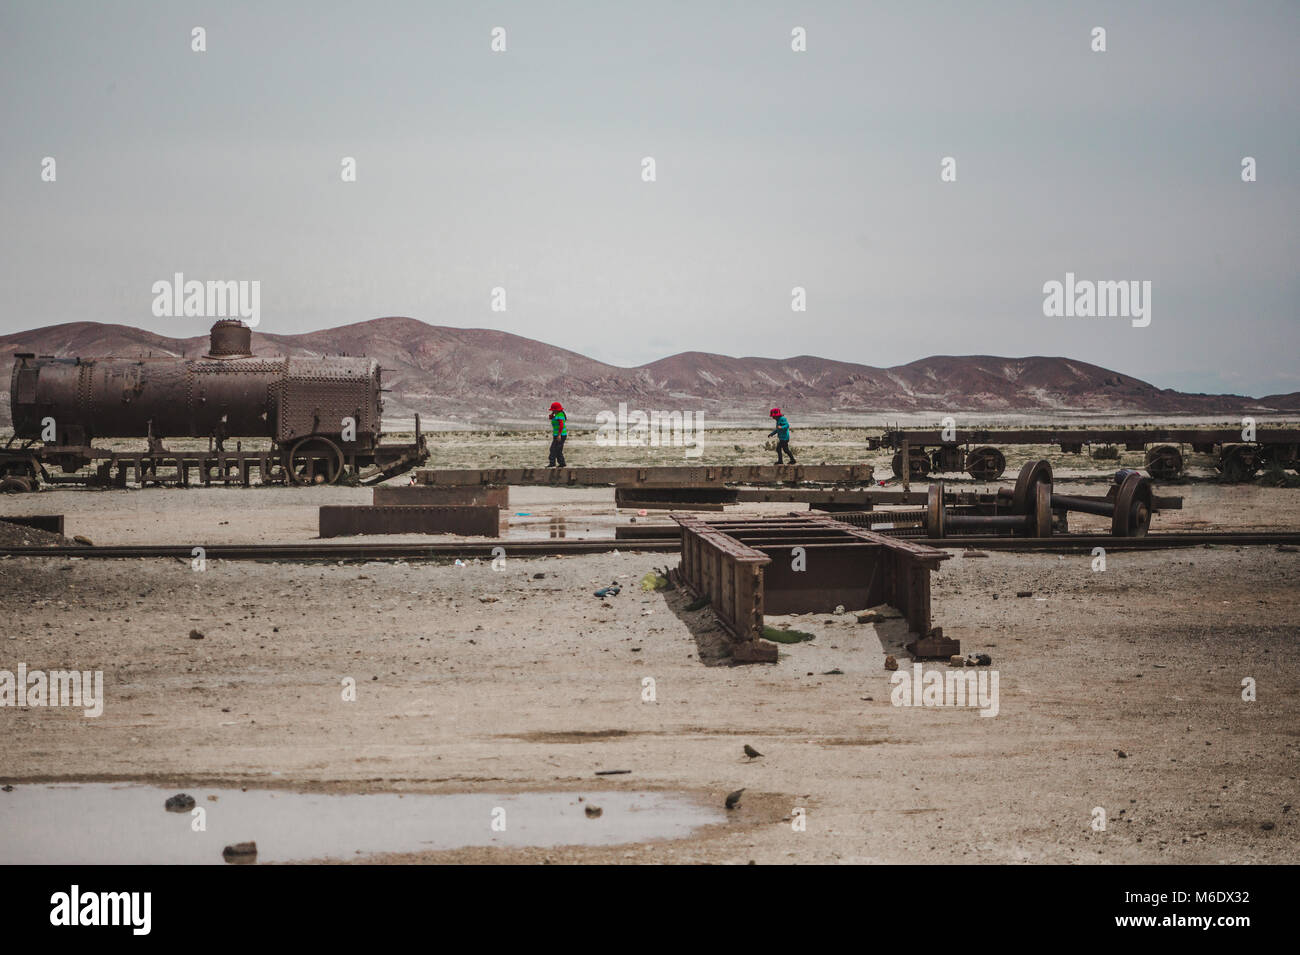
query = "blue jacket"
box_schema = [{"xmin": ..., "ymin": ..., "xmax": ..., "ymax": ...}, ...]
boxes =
[{"xmin": 769, "ymin": 415, "xmax": 790, "ymax": 441}]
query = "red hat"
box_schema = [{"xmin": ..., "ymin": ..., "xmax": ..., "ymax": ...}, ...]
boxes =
[
  {"xmin": 769, "ymin": 407, "xmax": 781, "ymax": 417},
  {"xmin": 550, "ymin": 402, "xmax": 564, "ymax": 411}
]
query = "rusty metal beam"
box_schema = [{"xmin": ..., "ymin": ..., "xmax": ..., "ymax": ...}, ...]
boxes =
[
  {"xmin": 373, "ymin": 484, "xmax": 508, "ymax": 507},
  {"xmin": 319, "ymin": 505, "xmax": 500, "ymax": 538}
]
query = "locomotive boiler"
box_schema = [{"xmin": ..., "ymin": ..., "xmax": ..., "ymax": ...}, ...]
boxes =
[{"xmin": 3, "ymin": 320, "xmax": 426, "ymax": 490}]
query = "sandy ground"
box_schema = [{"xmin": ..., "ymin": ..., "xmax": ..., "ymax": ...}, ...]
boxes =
[
  {"xmin": 1, "ymin": 472, "xmax": 1298, "ymax": 864},
  {"xmin": 1, "ymin": 471, "xmax": 1298, "ymax": 546}
]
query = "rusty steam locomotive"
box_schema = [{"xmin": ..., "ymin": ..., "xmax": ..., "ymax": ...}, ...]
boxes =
[{"xmin": 2, "ymin": 320, "xmax": 426, "ymax": 491}]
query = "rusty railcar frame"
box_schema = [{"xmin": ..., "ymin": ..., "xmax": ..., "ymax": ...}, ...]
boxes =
[
  {"xmin": 671, "ymin": 513, "xmax": 951, "ymax": 663},
  {"xmin": 870, "ymin": 426, "xmax": 1300, "ymax": 481}
]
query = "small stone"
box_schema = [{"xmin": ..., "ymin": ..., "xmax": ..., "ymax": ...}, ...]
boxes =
[
  {"xmin": 165, "ymin": 793, "xmax": 196, "ymax": 812},
  {"xmin": 1260, "ymin": 821, "xmax": 1275, "ymax": 830},
  {"xmin": 861, "ymin": 604, "xmax": 902, "ymax": 622},
  {"xmin": 884, "ymin": 655, "xmax": 899, "ymax": 671},
  {"xmin": 73, "ymin": 535, "xmax": 93, "ymax": 547},
  {"xmin": 584, "ymin": 804, "xmax": 603, "ymax": 818},
  {"xmin": 188, "ymin": 629, "xmax": 204, "ymax": 640},
  {"xmin": 1116, "ymin": 750, "xmax": 1128, "ymax": 759},
  {"xmin": 1016, "ymin": 591, "xmax": 1033, "ymax": 598},
  {"xmin": 949, "ymin": 655, "xmax": 965, "ymax": 667},
  {"xmin": 222, "ymin": 841, "xmax": 258, "ymax": 863}
]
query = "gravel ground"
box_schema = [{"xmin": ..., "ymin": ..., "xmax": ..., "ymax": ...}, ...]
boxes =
[{"xmin": 1, "ymin": 484, "xmax": 1296, "ymax": 862}]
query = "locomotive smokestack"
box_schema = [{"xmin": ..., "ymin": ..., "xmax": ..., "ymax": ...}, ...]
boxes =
[{"xmin": 207, "ymin": 319, "xmax": 253, "ymax": 359}]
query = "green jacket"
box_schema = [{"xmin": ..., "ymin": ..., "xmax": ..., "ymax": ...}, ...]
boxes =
[
  {"xmin": 550, "ymin": 410, "xmax": 567, "ymax": 437},
  {"xmin": 768, "ymin": 415, "xmax": 790, "ymax": 441}
]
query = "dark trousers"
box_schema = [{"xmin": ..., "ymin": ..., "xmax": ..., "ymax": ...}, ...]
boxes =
[
  {"xmin": 775, "ymin": 439, "xmax": 795, "ymax": 464},
  {"xmin": 549, "ymin": 435, "xmax": 567, "ymax": 467}
]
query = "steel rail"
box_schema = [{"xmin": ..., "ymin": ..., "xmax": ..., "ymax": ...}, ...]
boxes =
[{"xmin": 1, "ymin": 531, "xmax": 1298, "ymax": 560}]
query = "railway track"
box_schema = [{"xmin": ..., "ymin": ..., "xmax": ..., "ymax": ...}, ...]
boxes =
[{"xmin": 1, "ymin": 531, "xmax": 1297, "ymax": 561}]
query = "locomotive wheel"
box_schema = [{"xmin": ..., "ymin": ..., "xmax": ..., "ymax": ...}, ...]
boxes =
[
  {"xmin": 890, "ymin": 451, "xmax": 930, "ymax": 480},
  {"xmin": 1033, "ymin": 481, "xmax": 1053, "ymax": 538},
  {"xmin": 1144, "ymin": 445, "xmax": 1183, "ymax": 479},
  {"xmin": 1111, "ymin": 471, "xmax": 1152, "ymax": 537},
  {"xmin": 0, "ymin": 476, "xmax": 32, "ymax": 493},
  {"xmin": 1217, "ymin": 446, "xmax": 1257, "ymax": 483},
  {"xmin": 927, "ymin": 481, "xmax": 945, "ymax": 539},
  {"xmin": 965, "ymin": 446, "xmax": 1006, "ymax": 481},
  {"xmin": 1011, "ymin": 459, "xmax": 1053, "ymax": 514},
  {"xmin": 287, "ymin": 437, "xmax": 345, "ymax": 486}
]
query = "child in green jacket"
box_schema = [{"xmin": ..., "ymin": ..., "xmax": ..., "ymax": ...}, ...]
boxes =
[{"xmin": 548, "ymin": 401, "xmax": 568, "ymax": 467}]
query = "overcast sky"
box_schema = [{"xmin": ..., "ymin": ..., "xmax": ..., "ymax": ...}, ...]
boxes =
[{"xmin": 1, "ymin": 1, "xmax": 1296, "ymax": 396}]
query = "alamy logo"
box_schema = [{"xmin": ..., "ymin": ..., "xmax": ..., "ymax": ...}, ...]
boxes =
[
  {"xmin": 50, "ymin": 885, "xmax": 151, "ymax": 935},
  {"xmin": 596, "ymin": 403, "xmax": 704, "ymax": 458},
  {"xmin": 0, "ymin": 664, "xmax": 103, "ymax": 717},
  {"xmin": 890, "ymin": 663, "xmax": 999, "ymax": 717},
  {"xmin": 1042, "ymin": 272, "xmax": 1150, "ymax": 327},
  {"xmin": 151, "ymin": 272, "xmax": 261, "ymax": 328}
]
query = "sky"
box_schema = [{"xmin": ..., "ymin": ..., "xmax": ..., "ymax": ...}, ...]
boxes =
[{"xmin": 1, "ymin": 0, "xmax": 1297, "ymax": 396}]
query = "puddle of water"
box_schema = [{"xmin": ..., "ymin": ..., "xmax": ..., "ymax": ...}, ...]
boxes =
[
  {"xmin": 0, "ymin": 784, "xmax": 724, "ymax": 864},
  {"xmin": 501, "ymin": 514, "xmax": 623, "ymax": 540}
]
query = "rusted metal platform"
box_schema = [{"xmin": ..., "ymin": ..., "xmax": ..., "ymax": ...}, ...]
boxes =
[
  {"xmin": 373, "ymin": 484, "xmax": 508, "ymax": 507},
  {"xmin": 417, "ymin": 464, "xmax": 877, "ymax": 488},
  {"xmin": 671, "ymin": 513, "xmax": 951, "ymax": 664},
  {"xmin": 319, "ymin": 505, "xmax": 501, "ymax": 538}
]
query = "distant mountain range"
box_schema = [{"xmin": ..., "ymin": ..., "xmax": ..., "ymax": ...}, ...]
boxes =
[{"xmin": 2, "ymin": 316, "xmax": 1296, "ymax": 426}]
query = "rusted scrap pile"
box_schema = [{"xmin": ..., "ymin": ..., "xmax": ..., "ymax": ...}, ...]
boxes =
[
  {"xmin": 318, "ymin": 485, "xmax": 508, "ymax": 538},
  {"xmin": 671, "ymin": 513, "xmax": 952, "ymax": 664}
]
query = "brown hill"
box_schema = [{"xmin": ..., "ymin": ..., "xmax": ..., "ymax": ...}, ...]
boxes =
[
  {"xmin": 1258, "ymin": 392, "xmax": 1300, "ymax": 413},
  {"xmin": 0, "ymin": 316, "xmax": 1286, "ymax": 427}
]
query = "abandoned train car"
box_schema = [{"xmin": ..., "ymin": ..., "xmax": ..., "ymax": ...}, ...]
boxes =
[{"xmin": 2, "ymin": 320, "xmax": 426, "ymax": 490}]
